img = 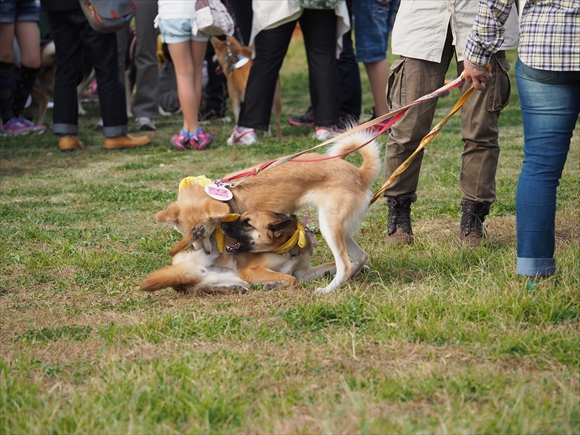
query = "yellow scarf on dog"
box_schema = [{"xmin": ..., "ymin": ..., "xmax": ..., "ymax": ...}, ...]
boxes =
[{"xmin": 273, "ymin": 220, "xmax": 307, "ymax": 254}]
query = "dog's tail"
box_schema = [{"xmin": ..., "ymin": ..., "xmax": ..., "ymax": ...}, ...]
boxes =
[
  {"xmin": 325, "ymin": 130, "xmax": 382, "ymax": 188},
  {"xmin": 140, "ymin": 262, "xmax": 204, "ymax": 292}
]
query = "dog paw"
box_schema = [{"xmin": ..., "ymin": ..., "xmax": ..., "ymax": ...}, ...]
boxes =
[
  {"xmin": 263, "ymin": 282, "xmax": 284, "ymax": 291},
  {"xmin": 191, "ymin": 224, "xmax": 207, "ymax": 241}
]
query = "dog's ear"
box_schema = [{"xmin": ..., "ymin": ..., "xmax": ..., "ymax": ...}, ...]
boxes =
[
  {"xmin": 155, "ymin": 202, "xmax": 180, "ymax": 225},
  {"xmin": 268, "ymin": 213, "xmax": 294, "ymax": 237}
]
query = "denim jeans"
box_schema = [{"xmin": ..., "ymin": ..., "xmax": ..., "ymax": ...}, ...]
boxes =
[
  {"xmin": 515, "ymin": 59, "xmax": 580, "ymax": 277},
  {"xmin": 353, "ymin": 0, "xmax": 399, "ymax": 63},
  {"xmin": 48, "ymin": 9, "xmax": 127, "ymax": 137}
]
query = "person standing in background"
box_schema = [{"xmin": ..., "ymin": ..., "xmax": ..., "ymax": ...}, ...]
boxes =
[{"xmin": 464, "ymin": 0, "xmax": 580, "ymax": 287}]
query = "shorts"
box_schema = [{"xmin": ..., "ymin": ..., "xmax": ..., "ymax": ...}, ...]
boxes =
[
  {"xmin": 0, "ymin": 0, "xmax": 39, "ymax": 23},
  {"xmin": 158, "ymin": 19, "xmax": 210, "ymax": 44},
  {"xmin": 353, "ymin": 0, "xmax": 399, "ymax": 63}
]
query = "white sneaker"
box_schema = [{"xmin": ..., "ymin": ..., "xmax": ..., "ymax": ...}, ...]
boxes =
[
  {"xmin": 136, "ymin": 117, "xmax": 156, "ymax": 131},
  {"xmin": 227, "ymin": 126, "xmax": 258, "ymax": 146},
  {"xmin": 312, "ymin": 126, "xmax": 338, "ymax": 141}
]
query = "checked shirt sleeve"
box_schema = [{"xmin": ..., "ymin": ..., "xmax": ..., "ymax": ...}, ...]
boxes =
[{"xmin": 465, "ymin": 0, "xmax": 517, "ymax": 68}]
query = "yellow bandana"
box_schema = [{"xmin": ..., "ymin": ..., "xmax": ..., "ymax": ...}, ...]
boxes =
[{"xmin": 273, "ymin": 220, "xmax": 307, "ymax": 254}]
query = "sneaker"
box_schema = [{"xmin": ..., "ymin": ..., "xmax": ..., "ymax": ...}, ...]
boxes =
[
  {"xmin": 170, "ymin": 129, "xmax": 192, "ymax": 151},
  {"xmin": 2, "ymin": 117, "xmax": 33, "ymax": 135},
  {"xmin": 312, "ymin": 126, "xmax": 338, "ymax": 141},
  {"xmin": 190, "ymin": 129, "xmax": 214, "ymax": 150},
  {"xmin": 459, "ymin": 201, "xmax": 489, "ymax": 246},
  {"xmin": 385, "ymin": 197, "xmax": 414, "ymax": 245},
  {"xmin": 17, "ymin": 116, "xmax": 46, "ymax": 135},
  {"xmin": 287, "ymin": 106, "xmax": 314, "ymax": 126},
  {"xmin": 136, "ymin": 117, "xmax": 156, "ymax": 131},
  {"xmin": 198, "ymin": 108, "xmax": 231, "ymax": 124},
  {"xmin": 227, "ymin": 126, "xmax": 257, "ymax": 146}
]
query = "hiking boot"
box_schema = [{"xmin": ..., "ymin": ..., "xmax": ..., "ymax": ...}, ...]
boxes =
[
  {"xmin": 58, "ymin": 135, "xmax": 84, "ymax": 152},
  {"xmin": 227, "ymin": 126, "xmax": 257, "ymax": 146},
  {"xmin": 287, "ymin": 106, "xmax": 314, "ymax": 126},
  {"xmin": 459, "ymin": 201, "xmax": 489, "ymax": 246},
  {"xmin": 104, "ymin": 134, "xmax": 151, "ymax": 150},
  {"xmin": 385, "ymin": 197, "xmax": 414, "ymax": 245},
  {"xmin": 190, "ymin": 129, "xmax": 214, "ymax": 150}
]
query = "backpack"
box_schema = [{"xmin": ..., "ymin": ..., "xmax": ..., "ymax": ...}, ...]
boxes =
[{"xmin": 79, "ymin": 0, "xmax": 136, "ymax": 34}]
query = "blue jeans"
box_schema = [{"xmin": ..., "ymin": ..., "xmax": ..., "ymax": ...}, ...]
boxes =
[
  {"xmin": 352, "ymin": 0, "xmax": 399, "ymax": 63},
  {"xmin": 515, "ymin": 59, "xmax": 580, "ymax": 277}
]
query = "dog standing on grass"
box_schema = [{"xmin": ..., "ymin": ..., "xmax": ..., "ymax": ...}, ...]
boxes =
[{"xmin": 211, "ymin": 36, "xmax": 282, "ymax": 140}]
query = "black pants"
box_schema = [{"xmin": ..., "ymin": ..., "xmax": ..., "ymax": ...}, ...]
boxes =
[
  {"xmin": 239, "ymin": 9, "xmax": 340, "ymax": 131},
  {"xmin": 48, "ymin": 9, "xmax": 127, "ymax": 137}
]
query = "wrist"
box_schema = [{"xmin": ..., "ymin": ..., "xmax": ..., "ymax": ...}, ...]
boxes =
[{"xmin": 464, "ymin": 58, "xmax": 488, "ymax": 71}]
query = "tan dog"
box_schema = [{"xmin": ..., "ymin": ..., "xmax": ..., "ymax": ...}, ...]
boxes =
[
  {"xmin": 155, "ymin": 130, "xmax": 380, "ymax": 294},
  {"xmin": 221, "ymin": 211, "xmax": 336, "ymax": 289},
  {"xmin": 140, "ymin": 181, "xmax": 332, "ymax": 292},
  {"xmin": 211, "ymin": 36, "xmax": 282, "ymax": 140}
]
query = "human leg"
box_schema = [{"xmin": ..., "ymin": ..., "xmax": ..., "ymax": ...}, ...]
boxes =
[
  {"xmin": 132, "ymin": 0, "xmax": 160, "ymax": 123},
  {"xmin": 300, "ymin": 9, "xmax": 339, "ymax": 128},
  {"xmin": 338, "ymin": 0, "xmax": 361, "ymax": 122},
  {"xmin": 515, "ymin": 59, "xmax": 580, "ymax": 278},
  {"xmin": 457, "ymin": 51, "xmax": 511, "ymax": 244}
]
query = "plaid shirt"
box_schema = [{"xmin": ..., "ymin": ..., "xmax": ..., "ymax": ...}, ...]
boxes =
[{"xmin": 466, "ymin": 0, "xmax": 580, "ymax": 71}]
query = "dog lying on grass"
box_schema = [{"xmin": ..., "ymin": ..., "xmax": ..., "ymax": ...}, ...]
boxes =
[{"xmin": 141, "ymin": 178, "xmax": 334, "ymax": 293}]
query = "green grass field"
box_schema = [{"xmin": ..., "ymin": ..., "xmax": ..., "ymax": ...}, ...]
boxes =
[{"xmin": 1, "ymin": 40, "xmax": 579, "ymax": 434}]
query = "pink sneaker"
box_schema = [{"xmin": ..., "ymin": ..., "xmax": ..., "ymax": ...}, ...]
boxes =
[
  {"xmin": 2, "ymin": 117, "xmax": 33, "ymax": 135},
  {"xmin": 312, "ymin": 126, "xmax": 338, "ymax": 141},
  {"xmin": 170, "ymin": 129, "xmax": 192, "ymax": 151},
  {"xmin": 17, "ymin": 116, "xmax": 46, "ymax": 135},
  {"xmin": 190, "ymin": 129, "xmax": 214, "ymax": 150}
]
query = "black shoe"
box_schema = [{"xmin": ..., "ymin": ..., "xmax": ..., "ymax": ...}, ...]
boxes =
[
  {"xmin": 385, "ymin": 197, "xmax": 414, "ymax": 245},
  {"xmin": 198, "ymin": 108, "xmax": 231, "ymax": 124},
  {"xmin": 287, "ymin": 106, "xmax": 314, "ymax": 126},
  {"xmin": 460, "ymin": 201, "xmax": 489, "ymax": 246}
]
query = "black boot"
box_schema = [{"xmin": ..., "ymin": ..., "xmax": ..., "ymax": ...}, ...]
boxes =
[
  {"xmin": 385, "ymin": 197, "xmax": 414, "ymax": 245},
  {"xmin": 460, "ymin": 201, "xmax": 490, "ymax": 246}
]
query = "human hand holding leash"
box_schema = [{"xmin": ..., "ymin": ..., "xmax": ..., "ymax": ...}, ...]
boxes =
[{"xmin": 463, "ymin": 60, "xmax": 492, "ymax": 91}]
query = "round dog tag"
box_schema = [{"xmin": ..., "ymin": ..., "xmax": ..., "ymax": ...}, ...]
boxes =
[
  {"xmin": 205, "ymin": 182, "xmax": 233, "ymax": 201},
  {"xmin": 234, "ymin": 55, "xmax": 250, "ymax": 69}
]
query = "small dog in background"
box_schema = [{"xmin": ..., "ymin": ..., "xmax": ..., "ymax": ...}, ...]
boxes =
[{"xmin": 211, "ymin": 36, "xmax": 282, "ymax": 141}]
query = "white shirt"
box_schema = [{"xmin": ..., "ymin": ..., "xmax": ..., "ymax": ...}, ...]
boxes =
[
  {"xmin": 391, "ymin": 0, "xmax": 519, "ymax": 63},
  {"xmin": 250, "ymin": 0, "xmax": 350, "ymax": 56}
]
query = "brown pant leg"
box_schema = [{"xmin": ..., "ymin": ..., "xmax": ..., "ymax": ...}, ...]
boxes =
[
  {"xmin": 383, "ymin": 38, "xmax": 455, "ymax": 201},
  {"xmin": 459, "ymin": 51, "xmax": 511, "ymax": 205}
]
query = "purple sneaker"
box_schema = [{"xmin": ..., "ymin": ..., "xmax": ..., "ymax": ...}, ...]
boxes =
[
  {"xmin": 17, "ymin": 116, "xmax": 46, "ymax": 135},
  {"xmin": 190, "ymin": 129, "xmax": 214, "ymax": 150},
  {"xmin": 2, "ymin": 117, "xmax": 33, "ymax": 135},
  {"xmin": 170, "ymin": 129, "xmax": 192, "ymax": 151}
]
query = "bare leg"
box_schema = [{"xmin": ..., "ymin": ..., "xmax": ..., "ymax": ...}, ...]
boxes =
[
  {"xmin": 15, "ymin": 21, "xmax": 41, "ymax": 68},
  {"xmin": 364, "ymin": 59, "xmax": 389, "ymax": 116}
]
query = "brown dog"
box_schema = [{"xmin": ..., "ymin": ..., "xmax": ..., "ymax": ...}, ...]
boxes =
[
  {"xmin": 211, "ymin": 36, "xmax": 282, "ymax": 140},
  {"xmin": 149, "ymin": 130, "xmax": 381, "ymax": 294},
  {"xmin": 24, "ymin": 41, "xmax": 56, "ymax": 125},
  {"xmin": 140, "ymin": 179, "xmax": 332, "ymax": 292}
]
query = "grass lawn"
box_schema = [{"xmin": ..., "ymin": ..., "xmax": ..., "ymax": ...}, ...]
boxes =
[{"xmin": 1, "ymin": 36, "xmax": 579, "ymax": 434}]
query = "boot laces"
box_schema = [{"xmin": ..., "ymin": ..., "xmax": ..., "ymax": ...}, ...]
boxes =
[
  {"xmin": 387, "ymin": 201, "xmax": 412, "ymax": 236},
  {"xmin": 461, "ymin": 206, "xmax": 484, "ymax": 237}
]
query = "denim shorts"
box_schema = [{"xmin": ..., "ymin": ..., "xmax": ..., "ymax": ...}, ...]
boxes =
[
  {"xmin": 353, "ymin": 0, "xmax": 399, "ymax": 63},
  {"xmin": 158, "ymin": 19, "xmax": 210, "ymax": 44},
  {"xmin": 0, "ymin": 0, "xmax": 39, "ymax": 23}
]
